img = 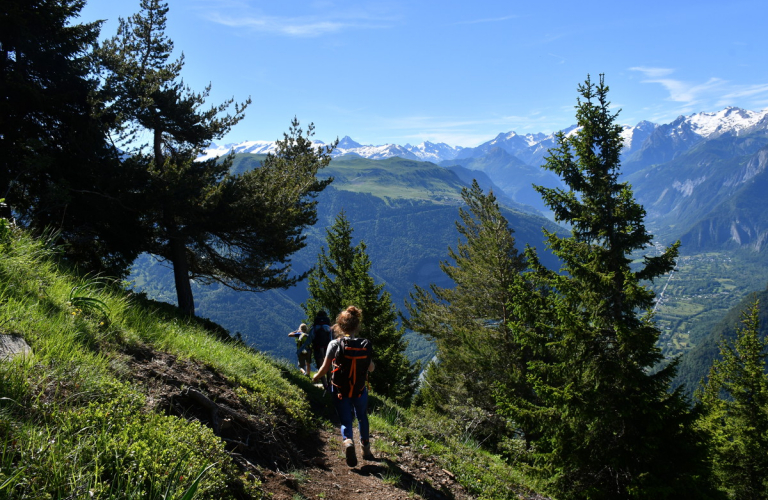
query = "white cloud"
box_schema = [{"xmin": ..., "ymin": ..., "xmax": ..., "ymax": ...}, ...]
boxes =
[
  {"xmin": 207, "ymin": 12, "xmax": 388, "ymax": 36},
  {"xmin": 630, "ymin": 68, "xmax": 729, "ymax": 106},
  {"xmin": 653, "ymin": 77, "xmax": 725, "ymax": 104},
  {"xmin": 200, "ymin": 1, "xmax": 396, "ymax": 37},
  {"xmin": 716, "ymin": 83, "xmax": 768, "ymax": 104},
  {"xmin": 450, "ymin": 15, "xmax": 518, "ymax": 26},
  {"xmin": 629, "ymin": 67, "xmax": 675, "ymax": 78}
]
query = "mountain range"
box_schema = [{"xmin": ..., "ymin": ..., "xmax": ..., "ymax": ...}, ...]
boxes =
[
  {"xmin": 171, "ymin": 105, "xmax": 768, "ymax": 390},
  {"xmin": 201, "ymin": 107, "xmax": 768, "ymax": 168}
]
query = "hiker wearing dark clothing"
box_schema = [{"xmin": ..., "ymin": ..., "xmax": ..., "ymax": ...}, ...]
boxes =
[
  {"xmin": 310, "ymin": 310, "xmax": 332, "ymax": 388},
  {"xmin": 288, "ymin": 323, "xmax": 313, "ymax": 377},
  {"xmin": 313, "ymin": 306, "xmax": 375, "ymax": 467}
]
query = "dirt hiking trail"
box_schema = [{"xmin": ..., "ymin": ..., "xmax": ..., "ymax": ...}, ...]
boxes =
[{"xmin": 125, "ymin": 344, "xmax": 544, "ymax": 499}]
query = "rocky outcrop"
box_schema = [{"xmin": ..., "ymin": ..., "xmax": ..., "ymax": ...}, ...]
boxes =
[{"xmin": 0, "ymin": 334, "xmax": 31, "ymax": 361}]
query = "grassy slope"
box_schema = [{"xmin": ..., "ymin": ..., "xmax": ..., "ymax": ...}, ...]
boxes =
[{"xmin": 0, "ymin": 230, "xmax": 538, "ymax": 499}]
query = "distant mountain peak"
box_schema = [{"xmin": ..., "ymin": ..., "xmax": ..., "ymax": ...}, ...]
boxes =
[
  {"xmin": 682, "ymin": 107, "xmax": 768, "ymax": 139},
  {"xmin": 337, "ymin": 136, "xmax": 362, "ymax": 149}
]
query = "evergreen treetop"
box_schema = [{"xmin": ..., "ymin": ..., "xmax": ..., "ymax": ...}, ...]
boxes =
[
  {"xmin": 96, "ymin": 0, "xmax": 333, "ymax": 315},
  {"xmin": 699, "ymin": 298, "xmax": 768, "ymax": 499},
  {"xmin": 0, "ymin": 0, "xmax": 146, "ymax": 276},
  {"xmin": 405, "ymin": 179, "xmax": 528, "ymax": 442}
]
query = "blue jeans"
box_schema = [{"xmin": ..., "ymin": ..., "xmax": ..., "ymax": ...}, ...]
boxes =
[{"xmin": 332, "ymin": 388, "xmax": 369, "ymax": 442}]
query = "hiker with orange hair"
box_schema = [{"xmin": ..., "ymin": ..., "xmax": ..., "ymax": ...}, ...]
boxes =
[{"xmin": 313, "ymin": 306, "xmax": 375, "ymax": 467}]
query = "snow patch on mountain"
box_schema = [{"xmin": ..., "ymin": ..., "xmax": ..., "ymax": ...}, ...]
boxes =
[
  {"xmin": 621, "ymin": 121, "xmax": 658, "ymax": 154},
  {"xmin": 200, "ymin": 135, "xmax": 464, "ymax": 163},
  {"xmin": 675, "ymin": 107, "xmax": 768, "ymax": 140},
  {"xmin": 673, "ymin": 176, "xmax": 708, "ymax": 197},
  {"xmin": 197, "ymin": 140, "xmax": 280, "ymax": 160}
]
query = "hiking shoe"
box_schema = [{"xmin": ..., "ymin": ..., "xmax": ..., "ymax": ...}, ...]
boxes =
[
  {"xmin": 344, "ymin": 438, "xmax": 357, "ymax": 467},
  {"xmin": 362, "ymin": 442, "xmax": 374, "ymax": 460}
]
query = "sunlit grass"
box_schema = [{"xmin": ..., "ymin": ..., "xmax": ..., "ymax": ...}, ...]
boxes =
[
  {"xmin": 0, "ymin": 231, "xmax": 301, "ymax": 498},
  {"xmin": 367, "ymin": 395, "xmax": 535, "ymax": 500}
]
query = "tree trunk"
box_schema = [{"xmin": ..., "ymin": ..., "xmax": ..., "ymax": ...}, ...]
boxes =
[
  {"xmin": 170, "ymin": 236, "xmax": 195, "ymax": 315},
  {"xmin": 153, "ymin": 128, "xmax": 194, "ymax": 315}
]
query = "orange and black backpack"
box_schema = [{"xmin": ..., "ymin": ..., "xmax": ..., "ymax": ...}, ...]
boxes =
[{"xmin": 330, "ymin": 337, "xmax": 372, "ymax": 399}]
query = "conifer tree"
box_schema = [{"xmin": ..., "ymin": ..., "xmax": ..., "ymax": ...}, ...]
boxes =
[
  {"xmin": 699, "ymin": 298, "xmax": 768, "ymax": 499},
  {"xmin": 499, "ymin": 75, "xmax": 714, "ymax": 499},
  {"xmin": 0, "ymin": 0, "xmax": 145, "ymax": 275},
  {"xmin": 304, "ymin": 211, "xmax": 418, "ymax": 405},
  {"xmin": 404, "ymin": 180, "xmax": 529, "ymax": 437},
  {"xmin": 97, "ymin": 0, "xmax": 333, "ymax": 314}
]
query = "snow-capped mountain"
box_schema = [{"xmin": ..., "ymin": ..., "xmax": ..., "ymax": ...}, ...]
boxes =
[
  {"xmin": 455, "ymin": 131, "xmax": 548, "ymax": 160},
  {"xmin": 684, "ymin": 106, "xmax": 768, "ymax": 139},
  {"xmin": 197, "ymin": 140, "xmax": 279, "ymax": 161},
  {"xmin": 404, "ymin": 141, "xmax": 465, "ymax": 163},
  {"xmin": 621, "ymin": 120, "xmax": 658, "ymax": 157},
  {"xmin": 333, "ymin": 138, "xmax": 421, "ymax": 161},
  {"xmin": 623, "ymin": 107, "xmax": 768, "ymax": 173},
  {"xmin": 199, "ymin": 136, "xmax": 463, "ymax": 163},
  {"xmin": 198, "ymin": 107, "xmax": 768, "ymax": 167}
]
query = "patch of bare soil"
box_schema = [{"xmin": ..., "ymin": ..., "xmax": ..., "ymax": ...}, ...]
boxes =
[
  {"xmin": 122, "ymin": 344, "xmax": 543, "ymax": 499},
  {"xmin": 260, "ymin": 428, "xmax": 474, "ymax": 500}
]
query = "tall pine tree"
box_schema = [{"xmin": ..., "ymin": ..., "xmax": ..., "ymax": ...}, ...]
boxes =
[
  {"xmin": 404, "ymin": 180, "xmax": 529, "ymax": 441},
  {"xmin": 97, "ymin": 0, "xmax": 333, "ymax": 314},
  {"xmin": 699, "ymin": 298, "xmax": 768, "ymax": 499},
  {"xmin": 304, "ymin": 211, "xmax": 418, "ymax": 405},
  {"xmin": 498, "ymin": 75, "xmax": 714, "ymax": 499}
]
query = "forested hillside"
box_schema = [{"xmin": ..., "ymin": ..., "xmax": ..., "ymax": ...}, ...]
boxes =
[
  {"xmin": 131, "ymin": 154, "xmax": 564, "ymax": 364},
  {"xmin": 0, "ymin": 227, "xmax": 549, "ymax": 499},
  {"xmin": 673, "ymin": 282, "xmax": 768, "ymax": 391}
]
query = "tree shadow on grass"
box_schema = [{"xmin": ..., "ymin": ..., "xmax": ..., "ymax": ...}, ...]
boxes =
[{"xmin": 354, "ymin": 458, "xmax": 457, "ymax": 500}]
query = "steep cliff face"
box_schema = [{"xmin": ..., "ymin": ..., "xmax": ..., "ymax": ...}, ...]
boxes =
[
  {"xmin": 671, "ymin": 147, "xmax": 768, "ymax": 251},
  {"xmin": 627, "ymin": 132, "xmax": 768, "ymax": 249}
]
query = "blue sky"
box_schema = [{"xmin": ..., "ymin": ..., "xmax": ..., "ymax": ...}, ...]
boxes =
[{"xmin": 80, "ymin": 0, "xmax": 768, "ymax": 147}]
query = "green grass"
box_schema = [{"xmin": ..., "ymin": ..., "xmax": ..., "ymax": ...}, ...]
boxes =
[
  {"xmin": 0, "ymin": 230, "xmax": 307, "ymax": 499},
  {"xmin": 367, "ymin": 397, "xmax": 537, "ymax": 500}
]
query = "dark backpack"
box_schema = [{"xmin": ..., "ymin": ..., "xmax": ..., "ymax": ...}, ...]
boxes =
[
  {"xmin": 331, "ymin": 337, "xmax": 372, "ymax": 399},
  {"xmin": 311, "ymin": 323, "xmax": 332, "ymax": 351}
]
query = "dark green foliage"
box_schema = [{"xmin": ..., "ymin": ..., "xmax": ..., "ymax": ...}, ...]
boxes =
[
  {"xmin": 96, "ymin": 0, "xmax": 244, "ymax": 313},
  {"xmin": 698, "ymin": 298, "xmax": 768, "ymax": 499},
  {"xmin": 0, "ymin": 0, "xmax": 145, "ymax": 276},
  {"xmin": 404, "ymin": 180, "xmax": 528, "ymax": 444},
  {"xmin": 499, "ymin": 75, "xmax": 714, "ymax": 499},
  {"xmin": 304, "ymin": 212, "xmax": 418, "ymax": 405}
]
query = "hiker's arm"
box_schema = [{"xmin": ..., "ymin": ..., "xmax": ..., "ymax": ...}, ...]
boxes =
[
  {"xmin": 312, "ymin": 356, "xmax": 333, "ymax": 383},
  {"xmin": 368, "ymin": 359, "xmax": 375, "ymax": 372}
]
